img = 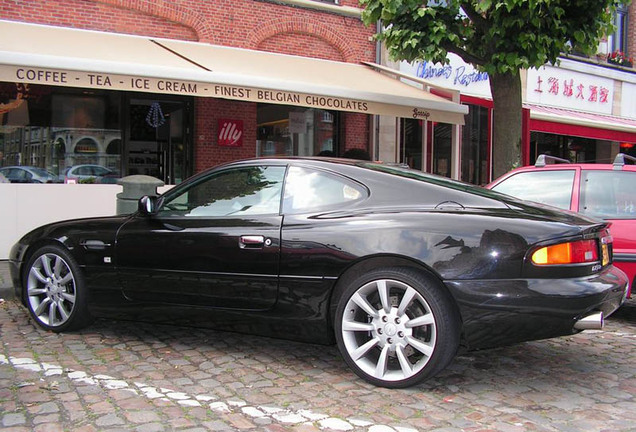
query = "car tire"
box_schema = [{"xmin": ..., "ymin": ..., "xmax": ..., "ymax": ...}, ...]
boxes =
[
  {"xmin": 334, "ymin": 267, "xmax": 460, "ymax": 388},
  {"xmin": 23, "ymin": 245, "xmax": 93, "ymax": 332}
]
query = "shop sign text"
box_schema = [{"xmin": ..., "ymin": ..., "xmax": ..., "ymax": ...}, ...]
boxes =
[
  {"xmin": 218, "ymin": 119, "xmax": 243, "ymax": 147},
  {"xmin": 416, "ymin": 61, "xmax": 489, "ymax": 88},
  {"xmin": 399, "ymin": 53, "xmax": 492, "ymax": 98},
  {"xmin": 533, "ymin": 75, "xmax": 609, "ymax": 103},
  {"xmin": 526, "ymin": 66, "xmax": 614, "ymax": 115},
  {"xmin": 12, "ymin": 67, "xmax": 370, "ymax": 112},
  {"xmin": 5, "ymin": 65, "xmax": 457, "ymax": 121}
]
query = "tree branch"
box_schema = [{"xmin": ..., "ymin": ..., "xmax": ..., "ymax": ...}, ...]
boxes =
[
  {"xmin": 442, "ymin": 42, "xmax": 486, "ymax": 67},
  {"xmin": 459, "ymin": 1, "xmax": 489, "ymax": 33}
]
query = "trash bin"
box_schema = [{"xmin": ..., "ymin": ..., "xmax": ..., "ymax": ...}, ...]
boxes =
[{"xmin": 116, "ymin": 175, "xmax": 164, "ymax": 215}]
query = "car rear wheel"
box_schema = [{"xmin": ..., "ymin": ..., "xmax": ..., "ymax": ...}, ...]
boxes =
[
  {"xmin": 335, "ymin": 267, "xmax": 460, "ymax": 388},
  {"xmin": 24, "ymin": 245, "xmax": 92, "ymax": 332}
]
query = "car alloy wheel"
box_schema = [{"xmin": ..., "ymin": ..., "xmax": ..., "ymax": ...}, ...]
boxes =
[
  {"xmin": 24, "ymin": 245, "xmax": 92, "ymax": 332},
  {"xmin": 335, "ymin": 267, "xmax": 460, "ymax": 388}
]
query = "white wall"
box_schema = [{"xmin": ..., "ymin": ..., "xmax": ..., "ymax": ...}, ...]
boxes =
[{"xmin": 0, "ymin": 184, "xmax": 171, "ymax": 260}]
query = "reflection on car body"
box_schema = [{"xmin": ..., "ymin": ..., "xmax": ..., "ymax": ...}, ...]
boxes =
[{"xmin": 9, "ymin": 157, "xmax": 629, "ymax": 388}]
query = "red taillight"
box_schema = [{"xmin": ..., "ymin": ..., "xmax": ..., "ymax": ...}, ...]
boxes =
[{"xmin": 532, "ymin": 239, "xmax": 599, "ymax": 265}]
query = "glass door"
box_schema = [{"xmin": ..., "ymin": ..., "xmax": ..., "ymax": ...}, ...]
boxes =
[
  {"xmin": 400, "ymin": 118, "xmax": 423, "ymax": 170},
  {"xmin": 126, "ymin": 97, "xmax": 191, "ymax": 184},
  {"xmin": 432, "ymin": 123, "xmax": 452, "ymax": 178}
]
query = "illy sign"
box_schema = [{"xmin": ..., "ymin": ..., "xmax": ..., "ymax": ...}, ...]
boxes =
[{"xmin": 218, "ymin": 119, "xmax": 243, "ymax": 147}]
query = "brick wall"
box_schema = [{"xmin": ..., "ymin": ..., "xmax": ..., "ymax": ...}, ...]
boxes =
[
  {"xmin": 629, "ymin": 1, "xmax": 636, "ymax": 58},
  {"xmin": 195, "ymin": 99, "xmax": 257, "ymax": 172},
  {"xmin": 0, "ymin": 0, "xmax": 198, "ymax": 40},
  {"xmin": 343, "ymin": 113, "xmax": 369, "ymax": 151},
  {"xmin": 1, "ymin": 0, "xmax": 378, "ymax": 173},
  {"xmin": 258, "ymin": 33, "xmax": 346, "ymax": 61},
  {"xmin": 0, "ymin": 0, "xmax": 376, "ymax": 60}
]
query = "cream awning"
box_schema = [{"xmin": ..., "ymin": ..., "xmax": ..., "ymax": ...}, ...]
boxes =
[{"xmin": 0, "ymin": 20, "xmax": 468, "ymax": 124}]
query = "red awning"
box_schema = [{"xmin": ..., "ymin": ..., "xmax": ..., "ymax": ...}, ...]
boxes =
[
  {"xmin": 526, "ymin": 104, "xmax": 636, "ymax": 143},
  {"xmin": 523, "ymin": 104, "xmax": 636, "ymax": 143}
]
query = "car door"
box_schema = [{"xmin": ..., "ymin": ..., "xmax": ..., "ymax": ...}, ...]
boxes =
[
  {"xmin": 116, "ymin": 164, "xmax": 286, "ymax": 310},
  {"xmin": 489, "ymin": 168, "xmax": 580, "ymax": 211},
  {"xmin": 578, "ymin": 168, "xmax": 636, "ymax": 287},
  {"xmin": 6, "ymin": 168, "xmax": 30, "ymax": 183}
]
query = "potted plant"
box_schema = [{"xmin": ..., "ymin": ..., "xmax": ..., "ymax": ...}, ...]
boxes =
[{"xmin": 607, "ymin": 50, "xmax": 634, "ymax": 67}]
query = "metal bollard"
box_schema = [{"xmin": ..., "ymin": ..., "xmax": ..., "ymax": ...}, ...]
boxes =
[{"xmin": 116, "ymin": 175, "xmax": 164, "ymax": 215}]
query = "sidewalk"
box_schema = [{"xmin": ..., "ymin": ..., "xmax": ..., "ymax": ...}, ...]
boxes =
[{"xmin": 0, "ymin": 260, "xmax": 14, "ymax": 301}]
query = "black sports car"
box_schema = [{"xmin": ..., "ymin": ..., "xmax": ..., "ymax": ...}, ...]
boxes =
[{"xmin": 8, "ymin": 157, "xmax": 629, "ymax": 388}]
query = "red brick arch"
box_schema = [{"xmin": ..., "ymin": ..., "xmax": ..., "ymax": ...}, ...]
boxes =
[
  {"xmin": 248, "ymin": 18, "xmax": 356, "ymax": 62},
  {"xmin": 94, "ymin": 0, "xmax": 213, "ymax": 41}
]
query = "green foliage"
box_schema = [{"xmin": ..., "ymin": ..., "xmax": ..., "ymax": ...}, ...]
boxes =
[{"xmin": 360, "ymin": 0, "xmax": 624, "ymax": 75}]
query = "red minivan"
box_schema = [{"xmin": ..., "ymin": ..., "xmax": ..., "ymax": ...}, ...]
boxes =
[{"xmin": 487, "ymin": 153, "xmax": 636, "ymax": 298}]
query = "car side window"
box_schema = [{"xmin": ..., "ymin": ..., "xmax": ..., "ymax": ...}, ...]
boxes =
[
  {"xmin": 8, "ymin": 168, "xmax": 26, "ymax": 182},
  {"xmin": 158, "ymin": 165, "xmax": 286, "ymax": 217},
  {"xmin": 491, "ymin": 170, "xmax": 575, "ymax": 210},
  {"xmin": 282, "ymin": 166, "xmax": 366, "ymax": 213},
  {"xmin": 5, "ymin": 168, "xmax": 18, "ymax": 181},
  {"xmin": 76, "ymin": 166, "xmax": 91, "ymax": 176},
  {"xmin": 580, "ymin": 170, "xmax": 636, "ymax": 219}
]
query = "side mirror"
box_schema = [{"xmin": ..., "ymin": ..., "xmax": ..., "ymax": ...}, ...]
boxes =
[{"xmin": 138, "ymin": 195, "xmax": 158, "ymax": 216}]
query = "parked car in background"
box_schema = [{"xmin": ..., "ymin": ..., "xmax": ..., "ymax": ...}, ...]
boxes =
[
  {"xmin": 0, "ymin": 166, "xmax": 59, "ymax": 183},
  {"xmin": 62, "ymin": 164, "xmax": 119, "ymax": 184},
  {"xmin": 9, "ymin": 157, "xmax": 628, "ymax": 388},
  {"xmin": 487, "ymin": 153, "xmax": 636, "ymax": 298}
]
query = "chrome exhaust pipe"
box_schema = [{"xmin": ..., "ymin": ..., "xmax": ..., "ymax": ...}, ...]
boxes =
[{"xmin": 574, "ymin": 312, "xmax": 604, "ymax": 330}]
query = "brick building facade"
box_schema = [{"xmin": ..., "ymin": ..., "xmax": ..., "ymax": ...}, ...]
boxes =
[
  {"xmin": 629, "ymin": 1, "xmax": 636, "ymax": 61},
  {"xmin": 0, "ymin": 0, "xmax": 394, "ymax": 179}
]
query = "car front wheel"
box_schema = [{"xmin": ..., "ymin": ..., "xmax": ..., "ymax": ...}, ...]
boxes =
[
  {"xmin": 335, "ymin": 267, "xmax": 460, "ymax": 388},
  {"xmin": 24, "ymin": 245, "xmax": 92, "ymax": 332}
]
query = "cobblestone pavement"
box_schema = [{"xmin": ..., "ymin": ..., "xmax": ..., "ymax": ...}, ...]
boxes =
[{"xmin": 1, "ymin": 261, "xmax": 635, "ymax": 432}]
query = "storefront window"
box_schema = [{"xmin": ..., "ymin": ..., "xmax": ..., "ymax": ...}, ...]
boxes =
[
  {"xmin": 400, "ymin": 118, "xmax": 423, "ymax": 170},
  {"xmin": 1, "ymin": 83, "xmax": 191, "ymax": 184},
  {"xmin": 0, "ymin": 83, "xmax": 121, "ymax": 183},
  {"xmin": 256, "ymin": 104, "xmax": 338, "ymax": 157},
  {"xmin": 530, "ymin": 132, "xmax": 598, "ymax": 163},
  {"xmin": 461, "ymin": 104, "xmax": 489, "ymax": 185},
  {"xmin": 433, "ymin": 123, "xmax": 452, "ymax": 178}
]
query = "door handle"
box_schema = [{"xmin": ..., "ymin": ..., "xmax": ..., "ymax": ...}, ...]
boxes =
[{"xmin": 239, "ymin": 235, "xmax": 265, "ymax": 249}]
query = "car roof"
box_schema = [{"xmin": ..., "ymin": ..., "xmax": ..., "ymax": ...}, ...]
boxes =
[
  {"xmin": 495, "ymin": 153, "xmax": 636, "ymax": 177},
  {"xmin": 0, "ymin": 165, "xmax": 40, "ymax": 172}
]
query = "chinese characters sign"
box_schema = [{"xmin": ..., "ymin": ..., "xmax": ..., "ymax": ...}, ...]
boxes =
[{"xmin": 526, "ymin": 66, "xmax": 614, "ymax": 115}]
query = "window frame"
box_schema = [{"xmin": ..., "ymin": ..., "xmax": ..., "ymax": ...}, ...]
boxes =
[
  {"xmin": 579, "ymin": 169, "xmax": 636, "ymax": 220},
  {"xmin": 156, "ymin": 165, "xmax": 287, "ymax": 219},
  {"xmin": 491, "ymin": 169, "xmax": 577, "ymax": 211},
  {"xmin": 609, "ymin": 6, "xmax": 629, "ymax": 54},
  {"xmin": 281, "ymin": 165, "xmax": 368, "ymax": 214}
]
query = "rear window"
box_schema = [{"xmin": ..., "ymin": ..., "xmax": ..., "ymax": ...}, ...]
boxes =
[
  {"xmin": 580, "ymin": 170, "xmax": 636, "ymax": 219},
  {"xmin": 282, "ymin": 166, "xmax": 366, "ymax": 213},
  {"xmin": 491, "ymin": 170, "xmax": 575, "ymax": 210}
]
